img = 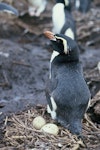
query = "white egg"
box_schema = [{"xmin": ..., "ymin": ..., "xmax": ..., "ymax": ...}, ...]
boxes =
[
  {"xmin": 32, "ymin": 116, "xmax": 46, "ymax": 130},
  {"xmin": 41, "ymin": 123, "xmax": 59, "ymax": 135}
]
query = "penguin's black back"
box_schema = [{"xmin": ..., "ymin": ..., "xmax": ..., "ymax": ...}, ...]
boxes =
[
  {"xmin": 51, "ymin": 60, "xmax": 90, "ymax": 133},
  {"xmin": 45, "ymin": 34, "xmax": 91, "ymax": 135},
  {"xmin": 74, "ymin": 0, "xmax": 91, "ymax": 13}
]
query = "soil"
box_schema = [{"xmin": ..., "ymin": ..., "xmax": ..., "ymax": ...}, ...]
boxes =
[{"xmin": 0, "ymin": 0, "xmax": 100, "ymax": 149}]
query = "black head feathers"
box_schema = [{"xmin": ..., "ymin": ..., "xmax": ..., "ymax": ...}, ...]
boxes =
[{"xmin": 44, "ymin": 31, "xmax": 79, "ymax": 62}]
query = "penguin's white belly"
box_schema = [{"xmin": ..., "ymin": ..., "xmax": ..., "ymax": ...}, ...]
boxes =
[
  {"xmin": 28, "ymin": 0, "xmax": 47, "ymax": 16},
  {"xmin": 47, "ymin": 97, "xmax": 57, "ymax": 119},
  {"xmin": 28, "ymin": 0, "xmax": 45, "ymax": 7},
  {"xmin": 52, "ymin": 3, "xmax": 65, "ymax": 34}
]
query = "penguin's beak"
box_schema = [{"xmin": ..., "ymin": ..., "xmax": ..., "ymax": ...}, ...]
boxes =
[
  {"xmin": 44, "ymin": 31, "xmax": 68, "ymax": 54},
  {"xmin": 44, "ymin": 31, "xmax": 56, "ymax": 41}
]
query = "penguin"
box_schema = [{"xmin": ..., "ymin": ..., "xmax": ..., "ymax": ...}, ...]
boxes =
[
  {"xmin": 56, "ymin": 0, "xmax": 72, "ymax": 11},
  {"xmin": 28, "ymin": 0, "xmax": 47, "ymax": 17},
  {"xmin": 52, "ymin": 0, "xmax": 76, "ymax": 40},
  {"xmin": 74, "ymin": 0, "xmax": 91, "ymax": 13},
  {"xmin": 0, "ymin": 2, "xmax": 19, "ymax": 16},
  {"xmin": 44, "ymin": 31, "xmax": 91, "ymax": 136}
]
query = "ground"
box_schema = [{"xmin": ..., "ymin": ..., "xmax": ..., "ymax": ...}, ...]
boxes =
[{"xmin": 0, "ymin": 0, "xmax": 100, "ymax": 149}]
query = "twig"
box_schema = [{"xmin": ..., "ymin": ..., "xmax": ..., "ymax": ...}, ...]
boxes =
[
  {"xmin": 0, "ymin": 82, "xmax": 9, "ymax": 87},
  {"xmin": 12, "ymin": 115, "xmax": 42, "ymax": 133},
  {"xmin": 3, "ymin": 71, "xmax": 9, "ymax": 84},
  {"xmin": 78, "ymin": 32, "xmax": 90, "ymax": 40},
  {"xmin": 1, "ymin": 70, "xmax": 10, "ymax": 87},
  {"xmin": 11, "ymin": 135, "xmax": 33, "ymax": 139},
  {"xmin": 72, "ymin": 143, "xmax": 80, "ymax": 150},
  {"xmin": 15, "ymin": 19, "xmax": 36, "ymax": 34},
  {"xmin": 12, "ymin": 61, "xmax": 32, "ymax": 67},
  {"xmin": 86, "ymin": 36, "xmax": 100, "ymax": 46},
  {"xmin": 84, "ymin": 114, "xmax": 100, "ymax": 131},
  {"xmin": 4, "ymin": 116, "xmax": 8, "ymax": 126}
]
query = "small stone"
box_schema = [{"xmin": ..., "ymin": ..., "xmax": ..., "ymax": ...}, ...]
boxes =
[{"xmin": 58, "ymin": 143, "xmax": 63, "ymax": 148}]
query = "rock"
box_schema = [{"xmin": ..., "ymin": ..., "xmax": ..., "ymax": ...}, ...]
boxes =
[{"xmin": 32, "ymin": 116, "xmax": 46, "ymax": 130}]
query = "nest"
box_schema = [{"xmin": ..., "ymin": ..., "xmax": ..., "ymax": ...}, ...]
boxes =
[{"xmin": 3, "ymin": 105, "xmax": 100, "ymax": 150}]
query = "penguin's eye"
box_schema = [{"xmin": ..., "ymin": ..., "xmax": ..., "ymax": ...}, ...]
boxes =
[{"xmin": 56, "ymin": 39, "xmax": 62, "ymax": 44}]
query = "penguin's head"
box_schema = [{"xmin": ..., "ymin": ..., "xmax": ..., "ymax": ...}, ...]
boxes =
[
  {"xmin": 51, "ymin": 33, "xmax": 68, "ymax": 54},
  {"xmin": 56, "ymin": 0, "xmax": 71, "ymax": 11},
  {"xmin": 0, "ymin": 2, "xmax": 19, "ymax": 16},
  {"xmin": 44, "ymin": 31, "xmax": 79, "ymax": 59}
]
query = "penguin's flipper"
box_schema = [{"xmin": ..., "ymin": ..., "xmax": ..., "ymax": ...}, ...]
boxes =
[
  {"xmin": 0, "ymin": 2, "xmax": 19, "ymax": 16},
  {"xmin": 46, "ymin": 78, "xmax": 58, "ymax": 120},
  {"xmin": 45, "ymin": 78, "xmax": 58, "ymax": 110}
]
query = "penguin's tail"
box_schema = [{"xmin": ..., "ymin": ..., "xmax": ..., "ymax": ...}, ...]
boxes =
[
  {"xmin": 68, "ymin": 119, "xmax": 82, "ymax": 136},
  {"xmin": 57, "ymin": 114, "xmax": 82, "ymax": 136}
]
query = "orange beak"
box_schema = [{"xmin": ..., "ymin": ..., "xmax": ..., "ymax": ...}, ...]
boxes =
[{"xmin": 44, "ymin": 31, "xmax": 56, "ymax": 41}]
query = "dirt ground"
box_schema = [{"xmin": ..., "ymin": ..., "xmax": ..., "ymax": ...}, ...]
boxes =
[{"xmin": 0, "ymin": 0, "xmax": 100, "ymax": 149}]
